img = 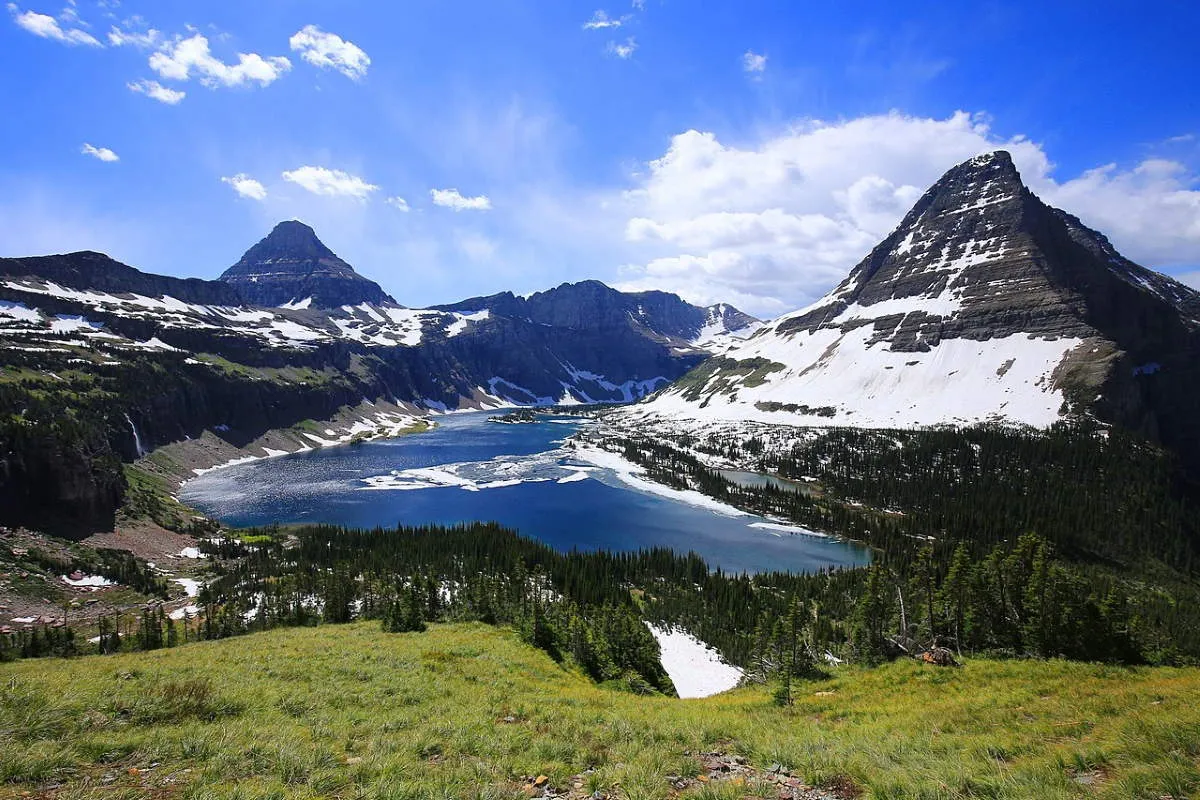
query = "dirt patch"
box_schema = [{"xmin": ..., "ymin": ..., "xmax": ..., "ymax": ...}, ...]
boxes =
[
  {"xmin": 515, "ymin": 752, "xmax": 861, "ymax": 799},
  {"xmin": 84, "ymin": 522, "xmax": 199, "ymax": 565},
  {"xmin": 665, "ymin": 752, "xmax": 860, "ymax": 799}
]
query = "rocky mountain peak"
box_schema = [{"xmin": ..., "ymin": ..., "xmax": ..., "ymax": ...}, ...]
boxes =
[
  {"xmin": 234, "ymin": 220, "xmax": 347, "ymax": 273},
  {"xmin": 813, "ymin": 149, "xmax": 1033, "ymax": 315},
  {"xmin": 633, "ymin": 150, "xmax": 1200, "ymax": 454},
  {"xmin": 219, "ymin": 221, "xmax": 394, "ymax": 308}
]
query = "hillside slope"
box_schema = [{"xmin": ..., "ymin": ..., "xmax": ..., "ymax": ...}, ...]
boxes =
[{"xmin": 2, "ymin": 622, "xmax": 1198, "ymax": 800}]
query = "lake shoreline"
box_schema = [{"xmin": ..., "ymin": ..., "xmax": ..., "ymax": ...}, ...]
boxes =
[{"xmin": 182, "ymin": 411, "xmax": 871, "ymax": 575}]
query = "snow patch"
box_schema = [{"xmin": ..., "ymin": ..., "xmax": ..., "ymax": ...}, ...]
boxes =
[
  {"xmin": 173, "ymin": 578, "xmax": 203, "ymax": 598},
  {"xmin": 572, "ymin": 444, "xmax": 749, "ymax": 517},
  {"xmin": 61, "ymin": 574, "xmax": 114, "ymax": 588},
  {"xmin": 647, "ymin": 624, "xmax": 743, "ymax": 698}
]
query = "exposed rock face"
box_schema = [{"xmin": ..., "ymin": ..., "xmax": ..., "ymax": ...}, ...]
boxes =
[
  {"xmin": 219, "ymin": 220, "xmax": 394, "ymax": 308},
  {"xmin": 434, "ymin": 280, "xmax": 759, "ymax": 346},
  {"xmin": 632, "ymin": 151, "xmax": 1200, "ymax": 467},
  {"xmin": 776, "ymin": 151, "xmax": 1199, "ymax": 347}
]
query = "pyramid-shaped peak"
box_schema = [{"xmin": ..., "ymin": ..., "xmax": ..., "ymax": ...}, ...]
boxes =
[
  {"xmin": 218, "ymin": 220, "xmax": 394, "ymax": 307},
  {"xmin": 861, "ymin": 150, "xmax": 1031, "ymax": 257},
  {"xmin": 966, "ymin": 149, "xmax": 1015, "ymax": 168},
  {"xmin": 267, "ymin": 219, "xmax": 321, "ymax": 240},
  {"xmin": 246, "ymin": 220, "xmax": 339, "ymax": 263},
  {"xmin": 927, "ymin": 150, "xmax": 1025, "ymax": 196},
  {"xmin": 222, "ymin": 221, "xmax": 354, "ymax": 280}
]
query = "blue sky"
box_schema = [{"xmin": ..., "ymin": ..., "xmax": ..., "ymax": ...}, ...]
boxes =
[{"xmin": 2, "ymin": 0, "xmax": 1198, "ymax": 315}]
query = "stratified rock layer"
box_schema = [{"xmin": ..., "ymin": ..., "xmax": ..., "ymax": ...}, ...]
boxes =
[{"xmin": 219, "ymin": 220, "xmax": 394, "ymax": 308}]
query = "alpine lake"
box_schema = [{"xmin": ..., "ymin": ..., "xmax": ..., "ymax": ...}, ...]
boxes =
[{"xmin": 181, "ymin": 412, "xmax": 870, "ymax": 575}]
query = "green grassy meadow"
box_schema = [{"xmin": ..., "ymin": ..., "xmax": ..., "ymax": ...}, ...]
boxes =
[{"xmin": 2, "ymin": 622, "xmax": 1199, "ymax": 800}]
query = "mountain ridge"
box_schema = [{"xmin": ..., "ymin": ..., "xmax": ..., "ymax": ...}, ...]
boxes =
[{"xmin": 433, "ymin": 279, "xmax": 759, "ymax": 345}]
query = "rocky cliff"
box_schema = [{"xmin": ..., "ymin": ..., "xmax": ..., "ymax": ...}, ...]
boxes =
[{"xmin": 435, "ymin": 280, "xmax": 759, "ymax": 347}]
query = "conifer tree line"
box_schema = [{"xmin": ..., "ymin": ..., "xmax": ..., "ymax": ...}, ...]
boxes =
[
  {"xmin": 590, "ymin": 420, "xmax": 1200, "ymax": 666},
  {"xmin": 8, "ymin": 516, "xmax": 1195, "ymax": 673},
  {"xmin": 606, "ymin": 420, "xmax": 1199, "ymax": 572},
  {"xmin": 199, "ymin": 523, "xmax": 677, "ymax": 694}
]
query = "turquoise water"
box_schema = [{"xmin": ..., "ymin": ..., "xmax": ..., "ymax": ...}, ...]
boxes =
[{"xmin": 181, "ymin": 412, "xmax": 870, "ymax": 575}]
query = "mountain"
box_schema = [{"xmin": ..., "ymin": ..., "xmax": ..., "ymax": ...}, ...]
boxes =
[
  {"xmin": 631, "ymin": 150, "xmax": 1200, "ymax": 464},
  {"xmin": 218, "ymin": 220, "xmax": 395, "ymax": 308},
  {"xmin": 434, "ymin": 280, "xmax": 759, "ymax": 348},
  {"xmin": 0, "ymin": 250, "xmax": 243, "ymax": 305},
  {"xmin": 0, "ymin": 230, "xmax": 756, "ymax": 531}
]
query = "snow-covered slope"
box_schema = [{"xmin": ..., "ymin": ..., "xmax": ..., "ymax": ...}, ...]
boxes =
[
  {"xmin": 0, "ymin": 280, "xmax": 489, "ymax": 351},
  {"xmin": 627, "ymin": 150, "xmax": 1200, "ymax": 431},
  {"xmin": 690, "ymin": 303, "xmax": 762, "ymax": 351}
]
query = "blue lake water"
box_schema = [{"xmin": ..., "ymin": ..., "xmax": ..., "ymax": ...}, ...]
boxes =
[{"xmin": 181, "ymin": 412, "xmax": 871, "ymax": 575}]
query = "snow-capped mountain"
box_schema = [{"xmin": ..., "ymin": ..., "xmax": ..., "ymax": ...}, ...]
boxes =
[
  {"xmin": 629, "ymin": 151, "xmax": 1200, "ymax": 451},
  {"xmin": 0, "ymin": 223, "xmax": 759, "ymax": 408}
]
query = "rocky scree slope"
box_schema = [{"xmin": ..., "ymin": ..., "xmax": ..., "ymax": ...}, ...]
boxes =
[{"xmin": 632, "ymin": 150, "xmax": 1200, "ymax": 469}]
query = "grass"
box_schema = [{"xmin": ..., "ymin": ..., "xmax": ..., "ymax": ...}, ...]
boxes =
[
  {"xmin": 119, "ymin": 464, "xmax": 199, "ymax": 531},
  {"xmin": 1, "ymin": 624, "xmax": 1198, "ymax": 799},
  {"xmin": 192, "ymin": 354, "xmax": 337, "ymax": 387}
]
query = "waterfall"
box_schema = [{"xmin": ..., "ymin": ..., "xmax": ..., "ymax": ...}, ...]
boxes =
[{"xmin": 124, "ymin": 413, "xmax": 147, "ymax": 458}]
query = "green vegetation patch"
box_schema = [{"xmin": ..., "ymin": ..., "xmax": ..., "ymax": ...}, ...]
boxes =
[
  {"xmin": 674, "ymin": 356, "xmax": 786, "ymax": 402},
  {"xmin": 191, "ymin": 354, "xmax": 338, "ymax": 386},
  {"xmin": 2, "ymin": 623, "xmax": 1199, "ymax": 799}
]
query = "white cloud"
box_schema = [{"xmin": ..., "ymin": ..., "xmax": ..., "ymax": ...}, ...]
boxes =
[
  {"xmin": 108, "ymin": 25, "xmax": 158, "ymax": 48},
  {"xmin": 385, "ymin": 196, "xmax": 410, "ymax": 212},
  {"xmin": 457, "ymin": 232, "xmax": 497, "ymax": 262},
  {"xmin": 742, "ymin": 50, "xmax": 767, "ymax": 74},
  {"xmin": 282, "ymin": 166, "xmax": 378, "ymax": 200},
  {"xmin": 615, "ymin": 111, "xmax": 1200, "ymax": 315},
  {"xmin": 58, "ymin": 3, "xmax": 84, "ymax": 27},
  {"xmin": 149, "ymin": 33, "xmax": 290, "ymax": 88},
  {"xmin": 80, "ymin": 143, "xmax": 118, "ymax": 162},
  {"xmin": 127, "ymin": 78, "xmax": 185, "ymax": 104},
  {"xmin": 221, "ymin": 174, "xmax": 267, "ymax": 201},
  {"xmin": 289, "ymin": 24, "xmax": 369, "ymax": 80},
  {"xmin": 583, "ymin": 10, "xmax": 623, "ymax": 29},
  {"xmin": 608, "ymin": 37, "xmax": 636, "ymax": 59},
  {"xmin": 1042, "ymin": 158, "xmax": 1200, "ymax": 267},
  {"xmin": 430, "ymin": 188, "xmax": 492, "ymax": 211},
  {"xmin": 8, "ymin": 3, "xmax": 100, "ymax": 45}
]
